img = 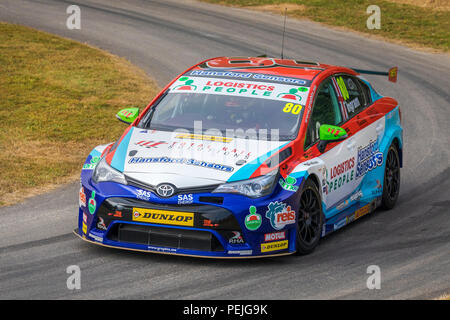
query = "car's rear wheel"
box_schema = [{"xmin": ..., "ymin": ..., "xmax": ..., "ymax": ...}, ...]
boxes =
[
  {"xmin": 296, "ymin": 178, "xmax": 323, "ymax": 255},
  {"xmin": 381, "ymin": 144, "xmax": 400, "ymax": 210}
]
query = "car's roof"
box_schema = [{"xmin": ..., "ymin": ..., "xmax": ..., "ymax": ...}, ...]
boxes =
[{"xmin": 188, "ymin": 56, "xmax": 354, "ymax": 83}]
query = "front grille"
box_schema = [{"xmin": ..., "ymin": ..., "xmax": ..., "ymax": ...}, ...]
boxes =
[
  {"xmin": 108, "ymin": 223, "xmax": 224, "ymax": 252},
  {"xmin": 125, "ymin": 176, "xmax": 220, "ymax": 196},
  {"xmin": 96, "ymin": 197, "xmax": 241, "ymax": 232}
]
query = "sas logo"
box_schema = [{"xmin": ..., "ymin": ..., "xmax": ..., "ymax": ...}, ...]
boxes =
[
  {"xmin": 261, "ymin": 240, "xmax": 288, "ymax": 253},
  {"xmin": 265, "ymin": 201, "xmax": 296, "ymax": 230},
  {"xmin": 178, "ymin": 194, "xmax": 193, "ymax": 205},
  {"xmin": 132, "ymin": 208, "xmax": 194, "ymax": 226}
]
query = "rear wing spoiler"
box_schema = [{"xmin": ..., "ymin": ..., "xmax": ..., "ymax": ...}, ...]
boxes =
[{"xmin": 352, "ymin": 66, "xmax": 398, "ymax": 83}]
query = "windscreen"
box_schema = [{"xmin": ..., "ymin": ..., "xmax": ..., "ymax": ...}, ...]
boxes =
[{"xmin": 139, "ymin": 76, "xmax": 310, "ymax": 141}]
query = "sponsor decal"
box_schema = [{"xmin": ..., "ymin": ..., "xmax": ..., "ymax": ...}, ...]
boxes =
[
  {"xmin": 148, "ymin": 246, "xmax": 177, "ymax": 253},
  {"xmin": 135, "ymin": 140, "xmax": 167, "ymax": 149},
  {"xmin": 132, "ymin": 208, "xmax": 194, "ymax": 227},
  {"xmin": 108, "ymin": 210, "xmax": 123, "ymax": 218},
  {"xmin": 344, "ymin": 97, "xmax": 361, "ymax": 114},
  {"xmin": 336, "ymin": 199, "xmax": 350, "ymax": 211},
  {"xmin": 89, "ymin": 233, "xmax": 103, "ymax": 243},
  {"xmin": 264, "ymin": 231, "xmax": 286, "ymax": 242},
  {"xmin": 346, "ymin": 213, "xmax": 355, "ymax": 224},
  {"xmin": 79, "ymin": 187, "xmax": 86, "ymax": 207},
  {"xmin": 83, "ymin": 213, "xmax": 87, "ymax": 224},
  {"xmin": 265, "ymin": 201, "xmax": 296, "ymax": 230},
  {"xmin": 178, "ymin": 194, "xmax": 193, "ymax": 205},
  {"xmin": 303, "ymin": 160, "xmax": 319, "ymax": 166},
  {"xmin": 354, "ymin": 204, "xmax": 371, "ymax": 220},
  {"xmin": 170, "ymin": 76, "xmax": 309, "ymax": 102},
  {"xmin": 350, "ymin": 190, "xmax": 363, "ymax": 202},
  {"xmin": 228, "ymin": 231, "xmax": 245, "ymax": 244},
  {"xmin": 88, "ymin": 191, "xmax": 96, "ymax": 215},
  {"xmin": 336, "ymin": 76, "xmax": 349, "ymax": 100},
  {"xmin": 190, "ymin": 69, "xmax": 309, "ymax": 86},
  {"xmin": 203, "ymin": 219, "xmax": 219, "ymax": 227},
  {"xmin": 228, "ymin": 250, "xmax": 253, "ymax": 256},
  {"xmin": 96, "ymin": 217, "xmax": 107, "ymax": 231},
  {"xmin": 355, "ymin": 140, "xmax": 383, "ymax": 179},
  {"xmin": 279, "ymin": 176, "xmax": 299, "ymax": 192},
  {"xmin": 333, "ymin": 218, "xmax": 347, "ymax": 231},
  {"xmin": 136, "ymin": 189, "xmax": 152, "ymax": 201},
  {"xmin": 82, "ymin": 222, "xmax": 87, "ymax": 234},
  {"xmin": 82, "ymin": 156, "xmax": 100, "ymax": 170},
  {"xmin": 326, "ymin": 157, "xmax": 355, "ymax": 194},
  {"xmin": 261, "ymin": 240, "xmax": 288, "ymax": 253},
  {"xmin": 245, "ymin": 206, "xmax": 262, "ymax": 231},
  {"xmin": 128, "ymin": 156, "xmax": 234, "ymax": 172},
  {"xmin": 168, "ymin": 141, "xmax": 251, "ymax": 160},
  {"xmin": 279, "ymin": 92, "xmax": 304, "ymax": 103},
  {"xmin": 175, "ymin": 133, "xmax": 232, "ymax": 143}
]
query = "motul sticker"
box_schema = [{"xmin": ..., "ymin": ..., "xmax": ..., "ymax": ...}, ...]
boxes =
[{"xmin": 264, "ymin": 231, "xmax": 286, "ymax": 242}]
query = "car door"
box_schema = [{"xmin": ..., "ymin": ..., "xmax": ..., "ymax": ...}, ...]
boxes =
[
  {"xmin": 304, "ymin": 77, "xmax": 358, "ymax": 216},
  {"xmin": 332, "ymin": 74, "xmax": 383, "ymax": 207}
]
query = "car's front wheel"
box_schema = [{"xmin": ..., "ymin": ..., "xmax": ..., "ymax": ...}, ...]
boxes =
[{"xmin": 296, "ymin": 178, "xmax": 323, "ymax": 255}]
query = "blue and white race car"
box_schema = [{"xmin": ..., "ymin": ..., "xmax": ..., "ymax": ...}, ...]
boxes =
[{"xmin": 75, "ymin": 57, "xmax": 402, "ymax": 258}]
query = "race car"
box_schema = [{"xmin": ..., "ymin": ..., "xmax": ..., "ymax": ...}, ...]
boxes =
[{"xmin": 74, "ymin": 57, "xmax": 402, "ymax": 258}]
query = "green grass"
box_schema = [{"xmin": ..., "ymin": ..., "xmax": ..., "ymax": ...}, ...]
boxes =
[
  {"xmin": 0, "ymin": 23, "xmax": 159, "ymax": 205},
  {"xmin": 203, "ymin": 0, "xmax": 449, "ymax": 51}
]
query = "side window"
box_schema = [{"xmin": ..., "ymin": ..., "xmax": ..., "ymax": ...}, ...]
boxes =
[
  {"xmin": 304, "ymin": 78, "xmax": 342, "ymax": 148},
  {"xmin": 357, "ymin": 78, "xmax": 372, "ymax": 106},
  {"xmin": 335, "ymin": 75, "xmax": 368, "ymax": 118}
]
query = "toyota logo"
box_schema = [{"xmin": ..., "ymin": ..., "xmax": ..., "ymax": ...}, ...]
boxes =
[{"xmin": 156, "ymin": 183, "xmax": 176, "ymax": 198}]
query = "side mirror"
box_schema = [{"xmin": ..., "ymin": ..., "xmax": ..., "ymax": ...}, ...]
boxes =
[
  {"xmin": 317, "ymin": 124, "xmax": 348, "ymax": 153},
  {"xmin": 116, "ymin": 107, "xmax": 139, "ymax": 124}
]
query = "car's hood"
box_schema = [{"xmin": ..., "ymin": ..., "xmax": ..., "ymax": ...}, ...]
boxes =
[{"xmin": 108, "ymin": 127, "xmax": 288, "ymax": 188}]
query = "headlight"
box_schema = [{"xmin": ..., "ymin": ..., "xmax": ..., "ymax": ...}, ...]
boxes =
[
  {"xmin": 92, "ymin": 157, "xmax": 128, "ymax": 185},
  {"xmin": 212, "ymin": 170, "xmax": 278, "ymax": 198}
]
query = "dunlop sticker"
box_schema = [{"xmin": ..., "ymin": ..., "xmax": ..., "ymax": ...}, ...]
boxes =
[
  {"xmin": 261, "ymin": 240, "xmax": 288, "ymax": 253},
  {"xmin": 132, "ymin": 208, "xmax": 194, "ymax": 227}
]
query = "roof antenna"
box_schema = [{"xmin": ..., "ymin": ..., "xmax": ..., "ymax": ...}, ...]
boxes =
[{"xmin": 281, "ymin": 7, "xmax": 287, "ymax": 59}]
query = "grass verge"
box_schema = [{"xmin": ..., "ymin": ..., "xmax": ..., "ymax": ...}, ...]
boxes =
[
  {"xmin": 202, "ymin": 0, "xmax": 449, "ymax": 52},
  {"xmin": 0, "ymin": 23, "xmax": 159, "ymax": 206}
]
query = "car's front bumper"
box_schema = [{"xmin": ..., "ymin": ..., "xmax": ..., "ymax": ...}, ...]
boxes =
[{"xmin": 77, "ymin": 165, "xmax": 304, "ymax": 258}]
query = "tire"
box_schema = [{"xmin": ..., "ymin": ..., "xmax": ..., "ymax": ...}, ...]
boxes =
[
  {"xmin": 296, "ymin": 178, "xmax": 323, "ymax": 255},
  {"xmin": 381, "ymin": 144, "xmax": 401, "ymax": 210}
]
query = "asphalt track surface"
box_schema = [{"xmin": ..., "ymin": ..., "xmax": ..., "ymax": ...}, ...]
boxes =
[{"xmin": 0, "ymin": 0, "xmax": 449, "ymax": 299}]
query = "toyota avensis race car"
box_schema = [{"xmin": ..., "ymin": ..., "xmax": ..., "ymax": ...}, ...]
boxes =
[{"xmin": 75, "ymin": 57, "xmax": 402, "ymax": 258}]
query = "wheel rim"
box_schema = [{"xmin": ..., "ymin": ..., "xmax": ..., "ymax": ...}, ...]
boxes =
[
  {"xmin": 298, "ymin": 188, "xmax": 321, "ymax": 245},
  {"xmin": 385, "ymin": 149, "xmax": 400, "ymax": 201}
]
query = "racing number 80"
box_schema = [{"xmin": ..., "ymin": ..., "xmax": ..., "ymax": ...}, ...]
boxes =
[{"xmin": 283, "ymin": 103, "xmax": 302, "ymax": 115}]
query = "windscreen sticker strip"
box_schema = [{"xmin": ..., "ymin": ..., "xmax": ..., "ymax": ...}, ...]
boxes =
[
  {"xmin": 188, "ymin": 69, "xmax": 312, "ymax": 86},
  {"xmin": 170, "ymin": 76, "xmax": 310, "ymax": 104}
]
